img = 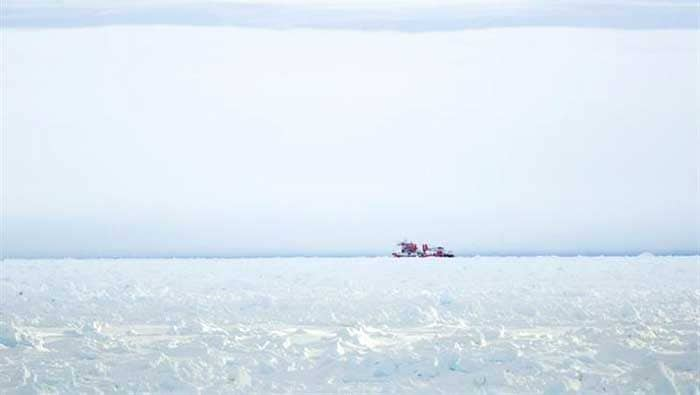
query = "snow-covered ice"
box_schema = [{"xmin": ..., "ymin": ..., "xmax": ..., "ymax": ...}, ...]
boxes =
[{"xmin": 1, "ymin": 256, "xmax": 698, "ymax": 393}]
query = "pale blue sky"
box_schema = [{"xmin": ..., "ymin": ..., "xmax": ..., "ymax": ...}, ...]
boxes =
[
  {"xmin": 2, "ymin": 2, "xmax": 698, "ymax": 257},
  {"xmin": 2, "ymin": 0, "xmax": 698, "ymax": 30}
]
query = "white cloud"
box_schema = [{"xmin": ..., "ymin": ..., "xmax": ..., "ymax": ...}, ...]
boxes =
[{"xmin": 2, "ymin": 27, "xmax": 697, "ymax": 256}]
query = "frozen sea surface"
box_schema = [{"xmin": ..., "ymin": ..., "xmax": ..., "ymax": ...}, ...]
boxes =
[{"xmin": 0, "ymin": 256, "xmax": 698, "ymax": 394}]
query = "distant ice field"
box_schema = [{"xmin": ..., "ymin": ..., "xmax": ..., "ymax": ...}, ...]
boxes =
[{"xmin": 1, "ymin": 256, "xmax": 698, "ymax": 393}]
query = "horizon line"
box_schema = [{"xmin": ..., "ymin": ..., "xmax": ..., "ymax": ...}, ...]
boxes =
[{"xmin": 3, "ymin": 252, "xmax": 699, "ymax": 260}]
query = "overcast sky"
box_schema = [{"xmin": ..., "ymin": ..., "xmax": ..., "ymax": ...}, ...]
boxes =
[
  {"xmin": 2, "ymin": 1, "xmax": 698, "ymax": 257},
  {"xmin": 2, "ymin": 0, "xmax": 698, "ymax": 30}
]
